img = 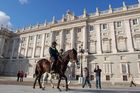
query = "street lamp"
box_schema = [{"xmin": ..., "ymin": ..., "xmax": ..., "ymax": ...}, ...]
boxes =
[{"xmin": 78, "ymin": 43, "xmax": 85, "ymax": 83}]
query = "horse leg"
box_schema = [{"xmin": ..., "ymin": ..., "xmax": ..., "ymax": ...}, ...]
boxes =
[
  {"xmin": 57, "ymin": 75, "xmax": 62, "ymax": 91},
  {"xmin": 48, "ymin": 73, "xmax": 54, "ymax": 88},
  {"xmin": 42, "ymin": 72, "xmax": 47, "ymax": 90},
  {"xmin": 38, "ymin": 74, "xmax": 42, "ymax": 88},
  {"xmin": 33, "ymin": 75, "xmax": 39, "ymax": 89},
  {"xmin": 63, "ymin": 74, "xmax": 69, "ymax": 91}
]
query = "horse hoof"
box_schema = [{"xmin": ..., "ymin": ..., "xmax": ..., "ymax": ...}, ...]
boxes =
[
  {"xmin": 33, "ymin": 87, "xmax": 35, "ymax": 89},
  {"xmin": 42, "ymin": 87, "xmax": 45, "ymax": 90},
  {"xmin": 52, "ymin": 86, "xmax": 54, "ymax": 88},
  {"xmin": 57, "ymin": 87, "xmax": 61, "ymax": 91}
]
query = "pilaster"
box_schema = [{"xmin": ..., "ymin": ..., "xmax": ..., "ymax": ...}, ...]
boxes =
[
  {"xmin": 10, "ymin": 38, "xmax": 15, "ymax": 59},
  {"xmin": 109, "ymin": 22, "xmax": 117, "ymax": 53},
  {"xmin": 71, "ymin": 28, "xmax": 76, "ymax": 49},
  {"xmin": 124, "ymin": 19, "xmax": 134, "ymax": 52},
  {"xmin": 60, "ymin": 30, "xmax": 64, "ymax": 49},
  {"xmin": 82, "ymin": 26, "xmax": 88, "ymax": 52},
  {"xmin": 25, "ymin": 37, "xmax": 29, "ymax": 58},
  {"xmin": 96, "ymin": 24, "xmax": 102, "ymax": 54},
  {"xmin": 40, "ymin": 34, "xmax": 45, "ymax": 58},
  {"xmin": 32, "ymin": 35, "xmax": 37, "ymax": 58}
]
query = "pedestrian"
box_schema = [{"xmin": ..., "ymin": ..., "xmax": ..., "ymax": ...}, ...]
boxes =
[
  {"xmin": 129, "ymin": 74, "xmax": 136, "ymax": 87},
  {"xmin": 17, "ymin": 70, "xmax": 21, "ymax": 82},
  {"xmin": 94, "ymin": 65, "xmax": 102, "ymax": 89},
  {"xmin": 82, "ymin": 67, "xmax": 91, "ymax": 88},
  {"xmin": 20, "ymin": 71, "xmax": 24, "ymax": 82}
]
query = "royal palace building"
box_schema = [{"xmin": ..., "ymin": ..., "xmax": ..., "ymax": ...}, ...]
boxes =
[{"xmin": 0, "ymin": 1, "xmax": 140, "ymax": 83}]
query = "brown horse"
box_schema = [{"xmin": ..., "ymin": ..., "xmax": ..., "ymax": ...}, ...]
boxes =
[{"xmin": 33, "ymin": 48, "xmax": 79, "ymax": 91}]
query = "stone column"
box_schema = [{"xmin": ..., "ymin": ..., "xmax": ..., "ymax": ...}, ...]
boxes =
[
  {"xmin": 50, "ymin": 31, "xmax": 55, "ymax": 46},
  {"xmin": 32, "ymin": 35, "xmax": 37, "ymax": 58},
  {"xmin": 82, "ymin": 26, "xmax": 88, "ymax": 51},
  {"xmin": 124, "ymin": 19, "xmax": 134, "ymax": 52},
  {"xmin": 10, "ymin": 38, "xmax": 15, "ymax": 59},
  {"xmin": 60, "ymin": 30, "xmax": 64, "ymax": 49},
  {"xmin": 71, "ymin": 28, "xmax": 76, "ymax": 49},
  {"xmin": 95, "ymin": 24, "xmax": 102, "ymax": 54},
  {"xmin": 25, "ymin": 37, "xmax": 29, "ymax": 58},
  {"xmin": 17, "ymin": 39, "xmax": 21, "ymax": 59},
  {"xmin": 0, "ymin": 36, "xmax": 5, "ymax": 57},
  {"xmin": 109, "ymin": 22, "xmax": 117, "ymax": 53},
  {"xmin": 40, "ymin": 34, "xmax": 45, "ymax": 58}
]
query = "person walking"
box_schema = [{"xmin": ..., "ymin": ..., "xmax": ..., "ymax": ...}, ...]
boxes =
[
  {"xmin": 20, "ymin": 71, "xmax": 24, "ymax": 82},
  {"xmin": 17, "ymin": 70, "xmax": 21, "ymax": 82},
  {"xmin": 94, "ymin": 65, "xmax": 102, "ymax": 89},
  {"xmin": 129, "ymin": 74, "xmax": 136, "ymax": 87},
  {"xmin": 82, "ymin": 67, "xmax": 91, "ymax": 88}
]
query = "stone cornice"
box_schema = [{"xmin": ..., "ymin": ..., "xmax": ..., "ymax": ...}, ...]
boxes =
[
  {"xmin": 0, "ymin": 28, "xmax": 15, "ymax": 37},
  {"xmin": 89, "ymin": 7, "xmax": 140, "ymax": 24},
  {"xmin": 17, "ymin": 4, "xmax": 140, "ymax": 35},
  {"xmin": 16, "ymin": 18, "xmax": 88, "ymax": 35}
]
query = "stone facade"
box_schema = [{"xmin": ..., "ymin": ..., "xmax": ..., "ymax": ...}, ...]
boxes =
[{"xmin": 0, "ymin": 2, "xmax": 140, "ymax": 83}]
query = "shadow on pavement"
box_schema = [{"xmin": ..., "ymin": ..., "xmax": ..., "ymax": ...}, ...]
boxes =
[{"xmin": 70, "ymin": 88, "xmax": 140, "ymax": 93}]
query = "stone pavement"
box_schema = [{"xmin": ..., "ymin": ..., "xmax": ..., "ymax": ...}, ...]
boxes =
[
  {"xmin": 0, "ymin": 76, "xmax": 140, "ymax": 93},
  {"xmin": 0, "ymin": 84, "xmax": 140, "ymax": 93}
]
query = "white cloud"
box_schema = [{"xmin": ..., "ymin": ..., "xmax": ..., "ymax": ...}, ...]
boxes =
[
  {"xmin": 19, "ymin": 0, "xmax": 28, "ymax": 5},
  {"xmin": 0, "ymin": 11, "xmax": 12, "ymax": 27}
]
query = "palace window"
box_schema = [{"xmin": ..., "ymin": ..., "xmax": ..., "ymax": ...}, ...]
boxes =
[
  {"xmin": 132, "ymin": 19, "xmax": 139, "ymax": 25},
  {"xmin": 46, "ymin": 33, "xmax": 49, "ymax": 38},
  {"xmin": 43, "ymin": 46, "xmax": 49, "ymax": 57},
  {"xmin": 137, "ymin": 62, "xmax": 140, "ymax": 73},
  {"xmin": 104, "ymin": 63, "xmax": 110, "ymax": 74},
  {"xmin": 55, "ymin": 32, "xmax": 59, "ymax": 36},
  {"xmin": 88, "ymin": 41, "xmax": 96, "ymax": 53},
  {"xmin": 134, "ymin": 37, "xmax": 140, "ymax": 51},
  {"xmin": 37, "ymin": 34, "xmax": 41, "ymax": 39},
  {"xmin": 20, "ymin": 48, "xmax": 25, "ymax": 57},
  {"xmin": 104, "ymin": 57, "xmax": 107, "ymax": 61},
  {"xmin": 118, "ymin": 38, "xmax": 127, "ymax": 52},
  {"xmin": 77, "ymin": 28, "xmax": 81, "ymax": 33},
  {"xmin": 115, "ymin": 21, "xmax": 122, "ymax": 28},
  {"xmin": 21, "ymin": 37, "xmax": 26, "ymax": 43},
  {"xmin": 138, "ymin": 55, "xmax": 140, "ymax": 59},
  {"xmin": 101, "ymin": 24, "xmax": 107, "ymax": 30},
  {"xmin": 120, "ymin": 63, "xmax": 129, "ymax": 81},
  {"xmin": 103, "ymin": 62, "xmax": 112, "ymax": 81},
  {"xmin": 27, "ymin": 48, "xmax": 32, "ymax": 58},
  {"xmin": 65, "ymin": 29, "xmax": 70, "ymax": 34},
  {"xmin": 102, "ymin": 39, "xmax": 111, "ymax": 53},
  {"xmin": 88, "ymin": 25, "xmax": 94, "ymax": 31},
  {"xmin": 29, "ymin": 36, "xmax": 33, "ymax": 41},
  {"xmin": 35, "ymin": 47, "xmax": 41, "ymax": 57},
  {"xmin": 120, "ymin": 63, "xmax": 129, "ymax": 74}
]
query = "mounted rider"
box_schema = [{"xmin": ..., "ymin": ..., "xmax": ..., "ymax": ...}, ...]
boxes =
[{"xmin": 49, "ymin": 41, "xmax": 59, "ymax": 73}]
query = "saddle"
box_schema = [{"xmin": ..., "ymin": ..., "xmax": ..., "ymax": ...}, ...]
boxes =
[{"xmin": 50, "ymin": 56, "xmax": 63, "ymax": 74}]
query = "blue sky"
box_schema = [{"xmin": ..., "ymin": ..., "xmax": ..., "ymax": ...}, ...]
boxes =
[{"xmin": 0, "ymin": 0, "xmax": 138, "ymax": 30}]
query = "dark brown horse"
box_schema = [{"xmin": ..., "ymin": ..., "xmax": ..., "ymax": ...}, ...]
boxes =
[{"xmin": 33, "ymin": 48, "xmax": 79, "ymax": 91}]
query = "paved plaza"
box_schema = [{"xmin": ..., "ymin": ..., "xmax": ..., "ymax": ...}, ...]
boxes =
[
  {"xmin": 0, "ymin": 77, "xmax": 140, "ymax": 93},
  {"xmin": 0, "ymin": 84, "xmax": 140, "ymax": 93}
]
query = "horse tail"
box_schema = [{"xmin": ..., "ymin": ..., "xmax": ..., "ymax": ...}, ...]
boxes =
[{"xmin": 33, "ymin": 65, "xmax": 38, "ymax": 78}]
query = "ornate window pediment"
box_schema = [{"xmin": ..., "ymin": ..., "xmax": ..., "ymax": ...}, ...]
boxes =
[
  {"xmin": 117, "ymin": 37, "xmax": 127, "ymax": 52},
  {"xmin": 134, "ymin": 37, "xmax": 140, "ymax": 51},
  {"xmin": 102, "ymin": 38, "xmax": 111, "ymax": 53}
]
